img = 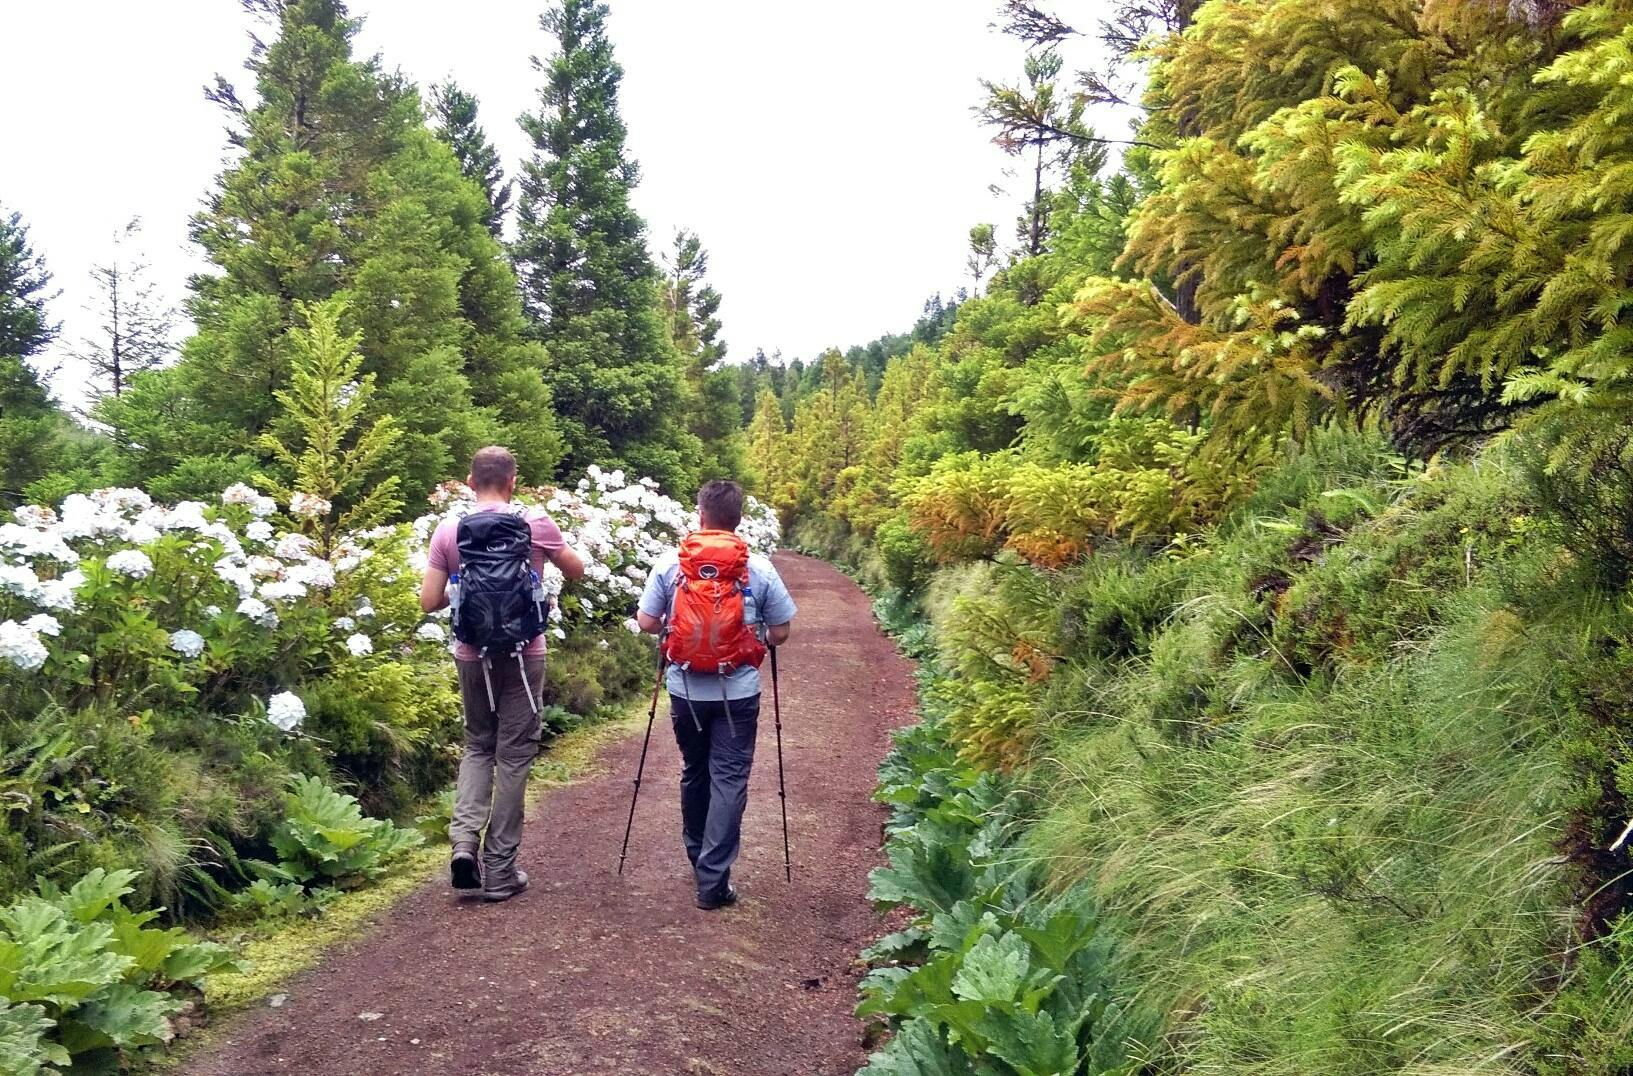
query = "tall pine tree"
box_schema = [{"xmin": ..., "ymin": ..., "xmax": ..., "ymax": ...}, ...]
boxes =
[
  {"xmin": 514, "ymin": 0, "xmax": 699, "ymax": 492},
  {"xmin": 102, "ymin": 0, "xmax": 561, "ymax": 504},
  {"xmin": 429, "ymin": 81, "xmax": 511, "ymax": 239},
  {"xmin": 0, "ymin": 203, "xmax": 68, "ymax": 501},
  {"xmin": 72, "ymin": 218, "xmax": 175, "ymax": 400},
  {"xmin": 662, "ymin": 229, "xmax": 746, "ymax": 481}
]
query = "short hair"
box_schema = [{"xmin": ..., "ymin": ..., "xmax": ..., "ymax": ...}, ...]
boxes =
[
  {"xmin": 697, "ymin": 479, "xmax": 744, "ymax": 530},
  {"xmin": 468, "ymin": 446, "xmax": 517, "ymax": 493}
]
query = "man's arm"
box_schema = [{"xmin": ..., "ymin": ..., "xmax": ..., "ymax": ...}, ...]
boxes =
[
  {"xmin": 758, "ymin": 562, "xmax": 797, "ymax": 648},
  {"xmin": 419, "ymin": 566, "xmax": 449, "ymax": 614},
  {"xmin": 549, "ymin": 544, "xmax": 586, "ymax": 580},
  {"xmin": 635, "ymin": 557, "xmax": 673, "ymax": 635}
]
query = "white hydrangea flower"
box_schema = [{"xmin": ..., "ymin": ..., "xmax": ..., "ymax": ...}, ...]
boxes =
[
  {"xmin": 204, "ymin": 605, "xmax": 222, "ymax": 618},
  {"xmin": 330, "ymin": 540, "xmax": 366, "ymax": 572},
  {"xmin": 414, "ymin": 622, "xmax": 446, "ymax": 643},
  {"xmin": 119, "ymin": 521, "xmax": 162, "ymax": 546},
  {"xmin": 247, "ymin": 555, "xmax": 284, "ymax": 579},
  {"xmin": 105, "ymin": 550, "xmax": 154, "ymax": 579},
  {"xmin": 163, "ymin": 501, "xmax": 210, "ymax": 532},
  {"xmin": 0, "ymin": 620, "xmax": 49, "ymax": 671},
  {"xmin": 259, "ymin": 579, "xmax": 308, "ymax": 602},
  {"xmin": 13, "ymin": 505, "xmax": 56, "ymax": 528},
  {"xmin": 236, "ymin": 597, "xmax": 279, "ymax": 628},
  {"xmin": 169, "ymin": 629, "xmax": 206, "ymax": 659},
  {"xmin": 333, "ymin": 616, "xmax": 357, "ymax": 632},
  {"xmin": 22, "ymin": 613, "xmax": 61, "ymax": 637},
  {"xmin": 266, "ymin": 691, "xmax": 305, "ymax": 733},
  {"xmin": 250, "ymin": 495, "xmax": 277, "ymax": 518},
  {"xmin": 354, "ymin": 599, "xmax": 375, "ymax": 620},
  {"xmin": 623, "ymin": 617, "xmax": 642, "ymax": 635},
  {"xmin": 31, "ymin": 584, "xmax": 71, "ymax": 613},
  {"xmin": 245, "ymin": 520, "xmax": 274, "ymax": 543},
  {"xmin": 552, "ymin": 626, "xmax": 567, "ymax": 641},
  {"xmin": 221, "ymin": 483, "xmax": 260, "ymax": 507},
  {"xmin": 285, "ymin": 560, "xmax": 335, "ymax": 590},
  {"xmin": 289, "ymin": 492, "xmax": 331, "ymax": 520},
  {"xmin": 0, "ymin": 522, "xmax": 78, "ymax": 564},
  {"xmin": 344, "ymin": 633, "xmax": 373, "ymax": 657},
  {"xmin": 274, "ymin": 533, "xmax": 315, "ymax": 561},
  {"xmin": 0, "ymin": 563, "xmax": 41, "ymax": 601},
  {"xmin": 215, "ymin": 560, "xmax": 256, "ymax": 599}
]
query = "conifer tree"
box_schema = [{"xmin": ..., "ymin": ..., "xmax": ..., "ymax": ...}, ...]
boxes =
[
  {"xmin": 745, "ymin": 385, "xmax": 790, "ymax": 505},
  {"xmin": 429, "ymin": 81, "xmax": 511, "ymax": 239},
  {"xmin": 72, "ymin": 218, "xmax": 174, "ymax": 400},
  {"xmin": 101, "ymin": 0, "xmax": 561, "ymax": 504},
  {"xmin": 662, "ymin": 229, "xmax": 746, "ymax": 481},
  {"xmin": 0, "ymin": 204, "xmax": 66, "ymax": 500},
  {"xmin": 978, "ymin": 49, "xmax": 1093, "ymax": 256},
  {"xmin": 515, "ymin": 0, "xmax": 699, "ymax": 492},
  {"xmin": 785, "ymin": 352, "xmax": 868, "ymax": 513},
  {"xmin": 257, "ymin": 298, "xmax": 403, "ymax": 553}
]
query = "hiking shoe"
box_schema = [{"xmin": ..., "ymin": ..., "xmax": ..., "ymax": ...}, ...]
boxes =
[
  {"xmin": 482, "ymin": 870, "xmax": 529, "ymax": 903},
  {"xmin": 697, "ymin": 885, "xmax": 738, "ymax": 911},
  {"xmin": 450, "ymin": 847, "xmax": 481, "ymax": 891}
]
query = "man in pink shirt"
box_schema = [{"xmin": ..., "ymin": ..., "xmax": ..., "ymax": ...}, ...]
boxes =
[{"xmin": 420, "ymin": 446, "xmax": 585, "ymax": 901}]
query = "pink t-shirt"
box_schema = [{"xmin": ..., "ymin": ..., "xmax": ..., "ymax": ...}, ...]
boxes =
[{"xmin": 428, "ymin": 503, "xmax": 566, "ymax": 660}]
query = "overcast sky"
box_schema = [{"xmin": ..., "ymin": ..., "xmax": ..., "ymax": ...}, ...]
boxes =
[{"xmin": 0, "ymin": 1, "xmax": 1129, "ymax": 406}]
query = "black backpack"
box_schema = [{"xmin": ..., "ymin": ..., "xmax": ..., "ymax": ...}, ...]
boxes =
[{"xmin": 451, "ymin": 510, "xmax": 545, "ymax": 655}]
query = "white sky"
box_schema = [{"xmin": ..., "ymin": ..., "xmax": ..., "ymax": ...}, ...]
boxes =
[{"xmin": 0, "ymin": 1, "xmax": 1130, "ymax": 406}]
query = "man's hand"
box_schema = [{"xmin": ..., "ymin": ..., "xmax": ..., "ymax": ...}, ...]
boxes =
[
  {"xmin": 419, "ymin": 566, "xmax": 449, "ymax": 614},
  {"xmin": 767, "ymin": 621, "xmax": 792, "ymax": 647}
]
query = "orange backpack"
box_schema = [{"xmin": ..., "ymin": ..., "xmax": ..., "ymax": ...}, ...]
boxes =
[{"xmin": 661, "ymin": 530, "xmax": 768, "ymax": 674}]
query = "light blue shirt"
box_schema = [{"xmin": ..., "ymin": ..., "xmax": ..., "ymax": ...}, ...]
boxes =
[{"xmin": 639, "ymin": 550, "xmax": 797, "ymax": 701}]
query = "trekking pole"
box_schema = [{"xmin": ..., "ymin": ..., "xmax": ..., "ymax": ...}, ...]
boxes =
[
  {"xmin": 617, "ymin": 644, "xmax": 666, "ymax": 876},
  {"xmin": 770, "ymin": 646, "xmax": 792, "ymax": 883}
]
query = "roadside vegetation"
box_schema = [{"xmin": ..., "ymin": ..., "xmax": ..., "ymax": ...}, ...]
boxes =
[{"xmin": 737, "ymin": 1, "xmax": 1633, "ymax": 1071}]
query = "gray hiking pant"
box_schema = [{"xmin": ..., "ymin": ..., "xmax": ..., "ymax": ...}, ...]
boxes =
[
  {"xmin": 451, "ymin": 656, "xmax": 544, "ymax": 888},
  {"xmin": 670, "ymin": 693, "xmax": 760, "ymax": 900}
]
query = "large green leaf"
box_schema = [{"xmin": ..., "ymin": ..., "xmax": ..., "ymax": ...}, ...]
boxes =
[
  {"xmin": 161, "ymin": 941, "xmax": 243, "ymax": 985},
  {"xmin": 980, "ymin": 1008, "xmax": 1081, "ymax": 1076},
  {"xmin": 0, "ymin": 1003, "xmax": 69, "ymax": 1076},
  {"xmin": 858, "ymin": 1018, "xmax": 980, "ymax": 1076},
  {"xmin": 0, "ymin": 905, "xmax": 129, "ymax": 1008},
  {"xmin": 37, "ymin": 870, "xmax": 142, "ymax": 927},
  {"xmin": 55, "ymin": 983, "xmax": 178, "ymax": 1053}
]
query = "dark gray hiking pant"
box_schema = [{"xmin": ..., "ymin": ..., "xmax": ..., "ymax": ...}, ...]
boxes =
[
  {"xmin": 451, "ymin": 656, "xmax": 544, "ymax": 889},
  {"xmin": 670, "ymin": 693, "xmax": 760, "ymax": 900}
]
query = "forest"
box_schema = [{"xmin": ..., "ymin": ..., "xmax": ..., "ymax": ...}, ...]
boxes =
[{"xmin": 2, "ymin": 0, "xmax": 1632, "ymax": 1072}]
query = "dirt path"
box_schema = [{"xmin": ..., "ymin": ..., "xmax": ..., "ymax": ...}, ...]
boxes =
[{"xmin": 184, "ymin": 553, "xmax": 916, "ymax": 1076}]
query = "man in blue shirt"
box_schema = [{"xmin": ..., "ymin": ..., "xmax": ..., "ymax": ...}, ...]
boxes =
[{"xmin": 637, "ymin": 480, "xmax": 797, "ymax": 910}]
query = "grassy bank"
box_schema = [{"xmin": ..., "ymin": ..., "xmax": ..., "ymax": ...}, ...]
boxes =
[{"xmin": 841, "ymin": 430, "xmax": 1633, "ymax": 1074}]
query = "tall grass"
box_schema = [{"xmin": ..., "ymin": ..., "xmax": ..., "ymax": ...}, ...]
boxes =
[{"xmin": 922, "ymin": 430, "xmax": 1633, "ymax": 1072}]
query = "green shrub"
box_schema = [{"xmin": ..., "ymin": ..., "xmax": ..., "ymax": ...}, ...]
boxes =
[
  {"xmin": 0, "ymin": 868, "xmax": 241, "ymax": 1074},
  {"xmin": 857, "ymin": 720, "xmax": 1154, "ymax": 1075},
  {"xmin": 876, "ymin": 516, "xmax": 933, "ymax": 595},
  {"xmin": 251, "ymin": 777, "xmax": 422, "ymax": 891}
]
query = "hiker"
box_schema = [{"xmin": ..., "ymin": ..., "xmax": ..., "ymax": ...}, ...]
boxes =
[
  {"xmin": 419, "ymin": 446, "xmax": 585, "ymax": 902},
  {"xmin": 636, "ymin": 479, "xmax": 796, "ymax": 910}
]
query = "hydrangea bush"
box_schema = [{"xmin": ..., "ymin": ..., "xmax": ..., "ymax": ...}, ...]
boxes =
[{"xmin": 0, "ymin": 472, "xmax": 779, "ymax": 916}]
